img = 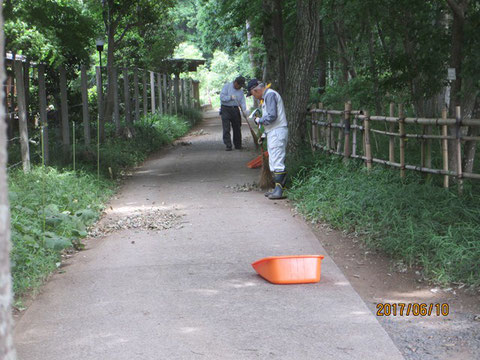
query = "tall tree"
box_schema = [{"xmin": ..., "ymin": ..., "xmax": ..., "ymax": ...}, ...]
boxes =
[
  {"xmin": 94, "ymin": 0, "xmax": 175, "ymax": 138},
  {"xmin": 0, "ymin": 1, "xmax": 17, "ymax": 358},
  {"xmin": 262, "ymin": 0, "xmax": 287, "ymax": 94},
  {"xmin": 446, "ymin": 0, "xmax": 470, "ymax": 174},
  {"xmin": 284, "ymin": 0, "xmax": 321, "ymax": 152}
]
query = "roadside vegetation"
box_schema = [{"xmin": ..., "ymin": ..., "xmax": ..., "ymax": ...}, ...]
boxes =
[
  {"xmin": 9, "ymin": 112, "xmax": 197, "ymax": 301},
  {"xmin": 288, "ymin": 153, "xmax": 480, "ymax": 288}
]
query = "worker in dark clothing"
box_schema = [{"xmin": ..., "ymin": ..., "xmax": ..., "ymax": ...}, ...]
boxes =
[{"xmin": 219, "ymin": 76, "xmax": 247, "ymax": 151}]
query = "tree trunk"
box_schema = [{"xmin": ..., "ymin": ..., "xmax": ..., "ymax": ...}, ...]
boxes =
[
  {"xmin": 367, "ymin": 19, "xmax": 381, "ymax": 115},
  {"xmin": 446, "ymin": 0, "xmax": 469, "ymax": 174},
  {"xmin": 246, "ymin": 20, "xmax": 262, "ymax": 79},
  {"xmin": 103, "ymin": 26, "xmax": 116, "ymax": 126},
  {"xmin": 318, "ymin": 18, "xmax": 326, "ymax": 95},
  {"xmin": 262, "ymin": 0, "xmax": 287, "ymax": 94},
  {"xmin": 463, "ymin": 94, "xmax": 479, "ymax": 173},
  {"xmin": 0, "ymin": 2, "xmax": 17, "ymax": 357},
  {"xmin": 285, "ymin": 0, "xmax": 320, "ymax": 153}
]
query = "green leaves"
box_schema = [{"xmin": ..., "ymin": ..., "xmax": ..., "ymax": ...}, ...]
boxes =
[{"xmin": 9, "ymin": 167, "xmax": 114, "ymax": 296}]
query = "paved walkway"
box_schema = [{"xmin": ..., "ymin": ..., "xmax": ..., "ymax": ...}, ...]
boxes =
[{"xmin": 14, "ymin": 111, "xmax": 403, "ymax": 359}]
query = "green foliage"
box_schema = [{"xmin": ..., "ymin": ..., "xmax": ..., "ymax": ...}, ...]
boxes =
[
  {"xmin": 73, "ymin": 114, "xmax": 191, "ymax": 177},
  {"xmin": 5, "ymin": 0, "xmax": 97, "ymax": 66},
  {"xmin": 9, "ymin": 167, "xmax": 113, "ymax": 297},
  {"xmin": 289, "ymin": 154, "xmax": 480, "ymax": 287},
  {"xmin": 174, "ymin": 42, "xmax": 254, "ymax": 106}
]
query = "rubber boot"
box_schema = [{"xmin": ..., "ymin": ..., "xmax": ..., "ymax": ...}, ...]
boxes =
[{"xmin": 268, "ymin": 171, "xmax": 287, "ymax": 200}]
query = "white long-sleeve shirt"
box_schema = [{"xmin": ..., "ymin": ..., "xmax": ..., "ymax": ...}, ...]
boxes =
[{"xmin": 220, "ymin": 82, "xmax": 247, "ymax": 112}]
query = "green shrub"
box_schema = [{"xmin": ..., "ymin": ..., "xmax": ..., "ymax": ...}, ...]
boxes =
[
  {"xmin": 9, "ymin": 167, "xmax": 113, "ymax": 297},
  {"xmin": 289, "ymin": 153, "xmax": 480, "ymax": 287}
]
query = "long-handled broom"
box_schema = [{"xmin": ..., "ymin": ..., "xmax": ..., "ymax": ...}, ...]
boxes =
[
  {"xmin": 235, "ymin": 99, "xmax": 259, "ymax": 149},
  {"xmin": 258, "ymin": 135, "xmax": 273, "ymax": 190}
]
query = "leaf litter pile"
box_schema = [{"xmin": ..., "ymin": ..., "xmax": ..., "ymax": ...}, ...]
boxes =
[
  {"xmin": 225, "ymin": 183, "xmax": 260, "ymax": 192},
  {"xmin": 89, "ymin": 208, "xmax": 184, "ymax": 237}
]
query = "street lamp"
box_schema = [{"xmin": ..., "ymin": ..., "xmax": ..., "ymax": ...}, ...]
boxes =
[
  {"xmin": 96, "ymin": 38, "xmax": 104, "ymax": 64},
  {"xmin": 96, "ymin": 37, "xmax": 104, "ymax": 180}
]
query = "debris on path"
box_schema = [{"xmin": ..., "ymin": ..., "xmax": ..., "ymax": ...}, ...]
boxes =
[
  {"xmin": 189, "ymin": 129, "xmax": 208, "ymax": 136},
  {"xmin": 225, "ymin": 183, "xmax": 260, "ymax": 192},
  {"xmin": 89, "ymin": 208, "xmax": 183, "ymax": 237}
]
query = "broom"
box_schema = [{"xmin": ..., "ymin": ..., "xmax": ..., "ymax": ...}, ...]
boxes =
[
  {"xmin": 235, "ymin": 99, "xmax": 259, "ymax": 149},
  {"xmin": 247, "ymin": 151, "xmax": 268, "ymax": 168},
  {"xmin": 258, "ymin": 139, "xmax": 273, "ymax": 190}
]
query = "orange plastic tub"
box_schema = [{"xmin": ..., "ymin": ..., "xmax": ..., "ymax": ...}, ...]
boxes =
[{"xmin": 252, "ymin": 255, "xmax": 325, "ymax": 284}]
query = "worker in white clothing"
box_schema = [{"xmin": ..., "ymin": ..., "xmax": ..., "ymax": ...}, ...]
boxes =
[{"xmin": 247, "ymin": 78, "xmax": 288, "ymax": 200}]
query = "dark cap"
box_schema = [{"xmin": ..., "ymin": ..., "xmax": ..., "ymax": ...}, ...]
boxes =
[
  {"xmin": 246, "ymin": 78, "xmax": 260, "ymax": 97},
  {"xmin": 234, "ymin": 76, "xmax": 246, "ymax": 87}
]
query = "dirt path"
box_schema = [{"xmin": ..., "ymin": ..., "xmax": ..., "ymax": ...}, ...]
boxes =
[{"xmin": 14, "ymin": 111, "xmax": 402, "ymax": 359}]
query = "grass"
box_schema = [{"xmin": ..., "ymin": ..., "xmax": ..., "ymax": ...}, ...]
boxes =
[
  {"xmin": 288, "ymin": 152, "xmax": 480, "ymax": 287},
  {"xmin": 9, "ymin": 112, "xmax": 195, "ymax": 300}
]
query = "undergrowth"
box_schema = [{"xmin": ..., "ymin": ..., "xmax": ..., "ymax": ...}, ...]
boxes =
[
  {"xmin": 288, "ymin": 153, "xmax": 480, "ymax": 287},
  {"xmin": 9, "ymin": 112, "xmax": 194, "ymax": 300}
]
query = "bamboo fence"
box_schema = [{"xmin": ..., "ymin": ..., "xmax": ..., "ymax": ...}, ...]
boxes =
[
  {"xmin": 3, "ymin": 59, "xmax": 201, "ymax": 171},
  {"xmin": 308, "ymin": 102, "xmax": 480, "ymax": 193}
]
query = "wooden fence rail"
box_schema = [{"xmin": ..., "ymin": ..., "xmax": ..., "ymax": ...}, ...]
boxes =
[
  {"xmin": 308, "ymin": 102, "xmax": 480, "ymax": 193},
  {"xmin": 4, "ymin": 60, "xmax": 201, "ymax": 171}
]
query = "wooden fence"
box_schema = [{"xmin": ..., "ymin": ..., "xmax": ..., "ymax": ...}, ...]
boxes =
[
  {"xmin": 308, "ymin": 102, "xmax": 480, "ymax": 193},
  {"xmin": 4, "ymin": 59, "xmax": 201, "ymax": 171}
]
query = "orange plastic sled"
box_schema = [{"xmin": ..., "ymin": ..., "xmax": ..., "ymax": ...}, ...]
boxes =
[
  {"xmin": 252, "ymin": 255, "xmax": 325, "ymax": 284},
  {"xmin": 247, "ymin": 152, "xmax": 269, "ymax": 169}
]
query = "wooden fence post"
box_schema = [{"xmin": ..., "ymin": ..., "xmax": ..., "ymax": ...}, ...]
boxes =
[
  {"xmin": 352, "ymin": 113, "xmax": 357, "ymax": 157},
  {"xmin": 133, "ymin": 68, "xmax": 140, "ymax": 122},
  {"xmin": 174, "ymin": 75, "xmax": 180, "ymax": 115},
  {"xmin": 364, "ymin": 110, "xmax": 372, "ymax": 170},
  {"xmin": 150, "ymin": 71, "xmax": 156, "ymax": 114},
  {"xmin": 7, "ymin": 71, "xmax": 15, "ymax": 139},
  {"xmin": 123, "ymin": 67, "xmax": 132, "ymax": 126},
  {"xmin": 157, "ymin": 73, "xmax": 163, "ymax": 115},
  {"xmin": 189, "ymin": 79, "xmax": 194, "ymax": 109},
  {"xmin": 38, "ymin": 64, "xmax": 49, "ymax": 164},
  {"xmin": 142, "ymin": 70, "xmax": 148, "ymax": 116},
  {"xmin": 317, "ymin": 102, "xmax": 323, "ymax": 145},
  {"xmin": 60, "ymin": 66, "xmax": 71, "ymax": 155},
  {"xmin": 181, "ymin": 78, "xmax": 185, "ymax": 112},
  {"xmin": 311, "ymin": 105, "xmax": 318, "ymax": 149},
  {"xmin": 336, "ymin": 111, "xmax": 344, "ymax": 153},
  {"xmin": 80, "ymin": 65, "xmax": 90, "ymax": 147},
  {"xmin": 24, "ymin": 60, "xmax": 30, "ymax": 121},
  {"xmin": 327, "ymin": 112, "xmax": 332, "ymax": 151},
  {"xmin": 389, "ymin": 102, "xmax": 395, "ymax": 162},
  {"xmin": 96, "ymin": 66, "xmax": 104, "ymax": 143},
  {"xmin": 112, "ymin": 67, "xmax": 120, "ymax": 134},
  {"xmin": 343, "ymin": 101, "xmax": 351, "ymax": 159},
  {"xmin": 441, "ymin": 108, "xmax": 449, "ymax": 188},
  {"xmin": 398, "ymin": 104, "xmax": 406, "ymax": 178},
  {"xmin": 163, "ymin": 75, "xmax": 168, "ymax": 114},
  {"xmin": 14, "ymin": 60, "xmax": 30, "ymax": 172},
  {"xmin": 455, "ymin": 106, "xmax": 463, "ymax": 194}
]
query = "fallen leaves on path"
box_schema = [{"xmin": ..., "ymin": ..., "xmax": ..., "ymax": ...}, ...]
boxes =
[
  {"xmin": 225, "ymin": 183, "xmax": 260, "ymax": 192},
  {"xmin": 189, "ymin": 129, "xmax": 208, "ymax": 136},
  {"xmin": 89, "ymin": 208, "xmax": 183, "ymax": 237}
]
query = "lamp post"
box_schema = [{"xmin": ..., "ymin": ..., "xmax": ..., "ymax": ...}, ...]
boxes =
[{"xmin": 96, "ymin": 38, "xmax": 104, "ymax": 180}]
